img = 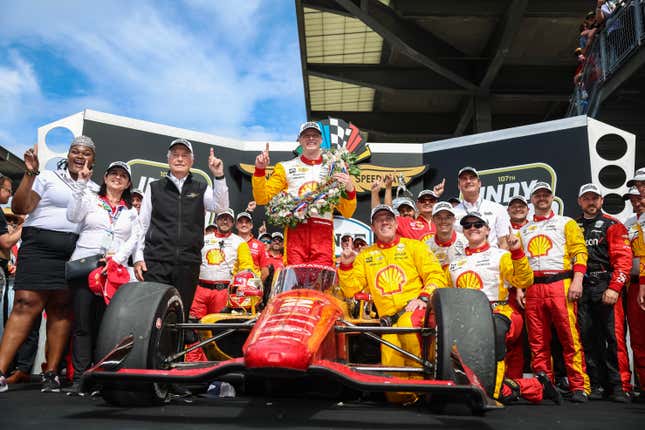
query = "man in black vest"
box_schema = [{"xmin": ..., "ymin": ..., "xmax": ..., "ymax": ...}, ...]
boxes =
[{"xmin": 134, "ymin": 138, "xmax": 229, "ymax": 314}]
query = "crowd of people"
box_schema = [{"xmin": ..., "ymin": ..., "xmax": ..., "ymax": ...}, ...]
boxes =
[{"xmin": 0, "ymin": 121, "xmax": 643, "ymax": 409}]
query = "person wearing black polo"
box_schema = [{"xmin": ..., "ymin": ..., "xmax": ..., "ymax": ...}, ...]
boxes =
[{"xmin": 134, "ymin": 138, "xmax": 229, "ymax": 314}]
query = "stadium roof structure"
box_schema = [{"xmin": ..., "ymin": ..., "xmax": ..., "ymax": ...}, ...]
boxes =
[{"xmin": 295, "ymin": 0, "xmax": 592, "ymax": 142}]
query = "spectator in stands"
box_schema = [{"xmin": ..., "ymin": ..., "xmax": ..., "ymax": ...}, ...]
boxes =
[
  {"xmin": 453, "ymin": 166, "xmax": 511, "ymax": 248},
  {"xmin": 64, "ymin": 161, "xmax": 140, "ymax": 395},
  {"xmin": 0, "ymin": 136, "xmax": 98, "ymax": 393}
]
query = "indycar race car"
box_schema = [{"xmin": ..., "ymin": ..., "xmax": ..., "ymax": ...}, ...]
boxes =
[{"xmin": 83, "ymin": 264, "xmax": 501, "ymax": 413}]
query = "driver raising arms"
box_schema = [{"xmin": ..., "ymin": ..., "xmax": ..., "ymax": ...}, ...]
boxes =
[
  {"xmin": 338, "ymin": 205, "xmax": 447, "ymax": 403},
  {"xmin": 252, "ymin": 122, "xmax": 356, "ymax": 266}
]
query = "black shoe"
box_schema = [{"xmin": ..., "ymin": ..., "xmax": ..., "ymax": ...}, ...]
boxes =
[
  {"xmin": 555, "ymin": 376, "xmax": 570, "ymax": 392},
  {"xmin": 609, "ymin": 391, "xmax": 631, "ymax": 403},
  {"xmin": 589, "ymin": 386, "xmax": 605, "ymax": 400},
  {"xmin": 41, "ymin": 371, "xmax": 61, "ymax": 393},
  {"xmin": 536, "ymin": 372, "xmax": 563, "ymax": 405},
  {"xmin": 569, "ymin": 390, "xmax": 588, "ymax": 403}
]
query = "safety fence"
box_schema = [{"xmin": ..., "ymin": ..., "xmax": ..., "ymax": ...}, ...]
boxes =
[{"xmin": 567, "ymin": 0, "xmax": 645, "ymax": 116}]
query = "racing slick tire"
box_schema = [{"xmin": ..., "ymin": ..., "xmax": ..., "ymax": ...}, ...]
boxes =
[
  {"xmin": 432, "ymin": 288, "xmax": 496, "ymax": 396},
  {"xmin": 95, "ymin": 282, "xmax": 184, "ymax": 406}
]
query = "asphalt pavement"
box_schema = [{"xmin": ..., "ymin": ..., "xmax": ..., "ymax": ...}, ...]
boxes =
[{"xmin": 1, "ymin": 382, "xmax": 644, "ymax": 430}]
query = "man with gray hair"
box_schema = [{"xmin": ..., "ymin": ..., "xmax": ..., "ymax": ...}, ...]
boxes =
[{"xmin": 134, "ymin": 138, "xmax": 229, "ymax": 315}]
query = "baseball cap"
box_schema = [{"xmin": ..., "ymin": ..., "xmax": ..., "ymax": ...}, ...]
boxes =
[
  {"xmin": 258, "ymin": 233, "xmax": 271, "ymax": 243},
  {"xmin": 447, "ymin": 196, "xmax": 460, "ymax": 204},
  {"xmin": 508, "ymin": 195, "xmax": 528, "ymax": 205},
  {"xmin": 298, "ymin": 121, "xmax": 322, "ymax": 137},
  {"xmin": 271, "ymin": 232, "xmax": 284, "ymax": 240},
  {"xmin": 131, "ymin": 188, "xmax": 144, "ymax": 198},
  {"xmin": 578, "ymin": 183, "xmax": 602, "ymax": 197},
  {"xmin": 530, "ymin": 181, "xmax": 553, "ymax": 195},
  {"xmin": 626, "ymin": 167, "xmax": 645, "ymax": 187},
  {"xmin": 236, "ymin": 211, "xmax": 253, "ymax": 222},
  {"xmin": 417, "ymin": 189, "xmax": 439, "ymax": 200},
  {"xmin": 460, "ymin": 211, "xmax": 489, "ymax": 226},
  {"xmin": 392, "ymin": 197, "xmax": 416, "ymax": 211},
  {"xmin": 216, "ymin": 208, "xmax": 234, "ymax": 219},
  {"xmin": 432, "ymin": 201, "xmax": 456, "ymax": 216},
  {"xmin": 458, "ymin": 166, "xmax": 479, "ymax": 178},
  {"xmin": 169, "ymin": 138, "xmax": 193, "ymax": 154},
  {"xmin": 370, "ymin": 204, "xmax": 397, "ymax": 223},
  {"xmin": 106, "ymin": 161, "xmax": 131, "ymax": 179},
  {"xmin": 622, "ymin": 186, "xmax": 641, "ymax": 200},
  {"xmin": 70, "ymin": 135, "xmax": 96, "ymax": 153}
]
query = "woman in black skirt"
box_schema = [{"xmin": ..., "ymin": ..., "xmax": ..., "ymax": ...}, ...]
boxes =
[{"xmin": 0, "ymin": 136, "xmax": 98, "ymax": 393}]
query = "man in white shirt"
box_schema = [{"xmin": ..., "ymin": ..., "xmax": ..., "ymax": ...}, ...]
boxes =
[{"xmin": 453, "ymin": 166, "xmax": 511, "ymax": 249}]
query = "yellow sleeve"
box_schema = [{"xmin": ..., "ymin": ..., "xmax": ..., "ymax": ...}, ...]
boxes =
[
  {"xmin": 252, "ymin": 163, "xmax": 288, "ymax": 205},
  {"xmin": 336, "ymin": 180, "xmax": 357, "ymax": 218},
  {"xmin": 500, "ymin": 251, "xmax": 533, "ymax": 289},
  {"xmin": 235, "ymin": 242, "xmax": 259, "ymax": 277},
  {"xmin": 443, "ymin": 265, "xmax": 455, "ymax": 287},
  {"xmin": 412, "ymin": 240, "xmax": 448, "ymax": 296},
  {"xmin": 564, "ymin": 218, "xmax": 588, "ymax": 272},
  {"xmin": 338, "ymin": 254, "xmax": 368, "ymax": 299}
]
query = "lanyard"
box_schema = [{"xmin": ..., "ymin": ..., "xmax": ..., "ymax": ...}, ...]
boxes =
[{"xmin": 98, "ymin": 196, "xmax": 125, "ymax": 227}]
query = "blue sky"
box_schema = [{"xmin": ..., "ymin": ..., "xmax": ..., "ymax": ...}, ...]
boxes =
[{"xmin": 0, "ymin": 1, "xmax": 306, "ymax": 156}]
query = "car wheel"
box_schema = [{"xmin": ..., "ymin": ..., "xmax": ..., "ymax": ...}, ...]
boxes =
[{"xmin": 95, "ymin": 282, "xmax": 184, "ymax": 406}]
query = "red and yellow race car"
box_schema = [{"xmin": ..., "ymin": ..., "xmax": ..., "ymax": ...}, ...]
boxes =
[{"xmin": 83, "ymin": 264, "xmax": 500, "ymax": 413}]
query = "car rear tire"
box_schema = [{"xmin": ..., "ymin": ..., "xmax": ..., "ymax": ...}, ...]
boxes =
[
  {"xmin": 95, "ymin": 282, "xmax": 184, "ymax": 406},
  {"xmin": 432, "ymin": 288, "xmax": 496, "ymax": 396}
]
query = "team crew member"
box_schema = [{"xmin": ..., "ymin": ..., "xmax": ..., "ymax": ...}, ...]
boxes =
[
  {"xmin": 0, "ymin": 136, "xmax": 98, "ymax": 393},
  {"xmin": 575, "ymin": 183, "xmax": 633, "ymax": 402},
  {"xmin": 190, "ymin": 209, "xmax": 257, "ymax": 319},
  {"xmin": 130, "ymin": 188, "xmax": 144, "ymax": 213},
  {"xmin": 235, "ymin": 211, "xmax": 270, "ymax": 281},
  {"xmin": 519, "ymin": 182, "xmax": 591, "ymax": 402},
  {"xmin": 134, "ymin": 138, "xmax": 229, "ymax": 316},
  {"xmin": 445, "ymin": 212, "xmax": 562, "ymax": 405},
  {"xmin": 453, "ymin": 166, "xmax": 511, "ymax": 249},
  {"xmin": 252, "ymin": 122, "xmax": 356, "ymax": 265},
  {"xmin": 393, "ymin": 197, "xmax": 416, "ymax": 219},
  {"xmin": 626, "ymin": 169, "xmax": 645, "ymax": 392},
  {"xmin": 338, "ymin": 205, "xmax": 447, "ymax": 403},
  {"xmin": 395, "ymin": 190, "xmax": 438, "ymax": 242},
  {"xmin": 425, "ymin": 201, "xmax": 466, "ymax": 268},
  {"xmin": 265, "ymin": 232, "xmax": 285, "ymax": 271},
  {"xmin": 623, "ymin": 186, "xmax": 641, "ymax": 227}
]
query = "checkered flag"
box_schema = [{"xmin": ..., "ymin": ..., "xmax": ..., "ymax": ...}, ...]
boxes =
[{"xmin": 319, "ymin": 117, "xmax": 366, "ymax": 154}]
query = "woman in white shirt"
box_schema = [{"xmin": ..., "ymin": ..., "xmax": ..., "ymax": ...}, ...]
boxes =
[
  {"xmin": 0, "ymin": 136, "xmax": 98, "ymax": 393},
  {"xmin": 66, "ymin": 161, "xmax": 140, "ymax": 394}
]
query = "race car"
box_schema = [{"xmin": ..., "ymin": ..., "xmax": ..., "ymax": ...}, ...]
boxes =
[{"xmin": 83, "ymin": 264, "xmax": 500, "ymax": 413}]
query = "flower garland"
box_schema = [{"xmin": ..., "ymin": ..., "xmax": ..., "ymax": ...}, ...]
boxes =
[{"xmin": 267, "ymin": 147, "xmax": 360, "ymax": 228}]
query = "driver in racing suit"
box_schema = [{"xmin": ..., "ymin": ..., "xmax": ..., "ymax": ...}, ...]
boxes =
[
  {"xmin": 445, "ymin": 211, "xmax": 562, "ymax": 405},
  {"xmin": 252, "ymin": 122, "xmax": 356, "ymax": 266},
  {"xmin": 338, "ymin": 205, "xmax": 447, "ymax": 404}
]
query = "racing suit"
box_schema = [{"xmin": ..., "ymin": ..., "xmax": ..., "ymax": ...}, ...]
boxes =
[
  {"xmin": 506, "ymin": 220, "xmax": 530, "ymax": 379},
  {"xmin": 396, "ymin": 215, "xmax": 435, "ymax": 242},
  {"xmin": 338, "ymin": 236, "xmax": 447, "ymax": 402},
  {"xmin": 576, "ymin": 213, "xmax": 633, "ymax": 394},
  {"xmin": 189, "ymin": 232, "xmax": 257, "ymax": 319},
  {"xmin": 519, "ymin": 211, "xmax": 590, "ymax": 394},
  {"xmin": 425, "ymin": 230, "xmax": 467, "ymax": 268},
  {"xmin": 253, "ymin": 155, "xmax": 356, "ymax": 266},
  {"xmin": 627, "ymin": 214, "xmax": 645, "ymax": 387},
  {"xmin": 445, "ymin": 243, "xmax": 544, "ymax": 403}
]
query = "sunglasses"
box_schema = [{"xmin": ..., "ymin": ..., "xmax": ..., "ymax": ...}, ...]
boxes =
[{"xmin": 462, "ymin": 221, "xmax": 486, "ymax": 230}]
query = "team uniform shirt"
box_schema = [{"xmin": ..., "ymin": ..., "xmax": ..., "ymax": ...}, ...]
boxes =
[
  {"xmin": 338, "ymin": 236, "xmax": 447, "ymax": 317},
  {"xmin": 396, "ymin": 215, "xmax": 435, "ymax": 242},
  {"xmin": 246, "ymin": 236, "xmax": 270, "ymax": 272},
  {"xmin": 454, "ymin": 197, "xmax": 511, "ymax": 247},
  {"xmin": 24, "ymin": 169, "xmax": 99, "ymax": 233},
  {"xmin": 67, "ymin": 184, "xmax": 141, "ymax": 266},
  {"xmin": 425, "ymin": 231, "xmax": 467, "ymax": 268},
  {"xmin": 511, "ymin": 221, "xmax": 529, "ymax": 236},
  {"xmin": 199, "ymin": 232, "xmax": 257, "ymax": 283},
  {"xmin": 626, "ymin": 213, "xmax": 645, "ymax": 282},
  {"xmin": 519, "ymin": 211, "xmax": 588, "ymax": 275},
  {"xmin": 446, "ymin": 243, "xmax": 533, "ymax": 302},
  {"xmin": 266, "ymin": 253, "xmax": 284, "ymax": 270}
]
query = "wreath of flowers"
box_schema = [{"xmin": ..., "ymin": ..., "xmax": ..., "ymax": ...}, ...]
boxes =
[{"xmin": 267, "ymin": 147, "xmax": 360, "ymax": 228}]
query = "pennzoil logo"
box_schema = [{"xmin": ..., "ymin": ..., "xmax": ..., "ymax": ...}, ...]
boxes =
[
  {"xmin": 456, "ymin": 270, "xmax": 483, "ymax": 290},
  {"xmin": 528, "ymin": 234, "xmax": 553, "ymax": 258},
  {"xmin": 238, "ymin": 118, "xmax": 427, "ymax": 194},
  {"xmin": 375, "ymin": 265, "xmax": 406, "ymax": 296}
]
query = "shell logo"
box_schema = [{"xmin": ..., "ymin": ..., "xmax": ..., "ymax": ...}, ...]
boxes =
[
  {"xmin": 206, "ymin": 248, "xmax": 225, "ymax": 265},
  {"xmin": 528, "ymin": 234, "xmax": 553, "ymax": 258},
  {"xmin": 298, "ymin": 181, "xmax": 320, "ymax": 197},
  {"xmin": 455, "ymin": 270, "xmax": 483, "ymax": 290},
  {"xmin": 375, "ymin": 265, "xmax": 406, "ymax": 296}
]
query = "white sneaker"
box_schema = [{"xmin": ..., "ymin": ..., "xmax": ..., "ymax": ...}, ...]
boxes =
[{"xmin": 0, "ymin": 373, "xmax": 8, "ymax": 393}]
